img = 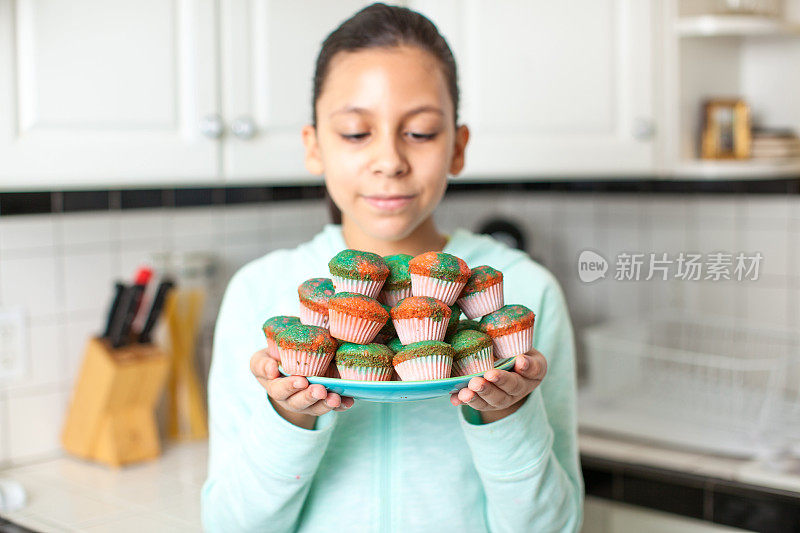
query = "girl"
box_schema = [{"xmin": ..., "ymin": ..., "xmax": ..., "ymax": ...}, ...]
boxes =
[{"xmin": 201, "ymin": 4, "xmax": 583, "ymax": 532}]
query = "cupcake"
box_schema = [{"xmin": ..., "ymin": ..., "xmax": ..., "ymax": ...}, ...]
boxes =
[
  {"xmin": 456, "ymin": 265, "xmax": 504, "ymax": 319},
  {"xmin": 450, "ymin": 330, "xmax": 495, "ymax": 377},
  {"xmin": 335, "ymin": 342, "xmax": 394, "ymax": 381},
  {"xmin": 390, "ymin": 296, "xmax": 451, "ymax": 344},
  {"xmin": 479, "ymin": 305, "xmax": 536, "ymax": 358},
  {"xmin": 373, "ymin": 304, "xmax": 396, "ymax": 344},
  {"xmin": 445, "ymin": 303, "xmax": 462, "ymax": 339},
  {"xmin": 328, "ymin": 292, "xmax": 389, "ymax": 344},
  {"xmin": 297, "ymin": 277, "xmax": 335, "ymax": 328},
  {"xmin": 262, "ymin": 315, "xmax": 301, "ymax": 358},
  {"xmin": 275, "ymin": 324, "xmax": 337, "ymax": 376},
  {"xmin": 393, "ymin": 340, "xmax": 455, "ymax": 381},
  {"xmin": 408, "ymin": 252, "xmax": 470, "ymax": 305},
  {"xmin": 328, "ymin": 250, "xmax": 389, "ymax": 298},
  {"xmin": 387, "ymin": 337, "xmax": 405, "ymax": 353},
  {"xmin": 455, "ymin": 319, "xmax": 482, "ymax": 335},
  {"xmin": 380, "ymin": 254, "xmax": 414, "ymax": 306}
]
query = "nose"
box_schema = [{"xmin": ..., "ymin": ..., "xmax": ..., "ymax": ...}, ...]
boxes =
[{"xmin": 370, "ymin": 134, "xmax": 409, "ymax": 178}]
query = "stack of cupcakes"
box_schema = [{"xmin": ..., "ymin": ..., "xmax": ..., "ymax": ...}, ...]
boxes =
[{"xmin": 260, "ymin": 247, "xmax": 537, "ymax": 382}]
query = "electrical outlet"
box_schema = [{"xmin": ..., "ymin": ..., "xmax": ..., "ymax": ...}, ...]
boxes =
[{"xmin": 0, "ymin": 308, "xmax": 27, "ymax": 381}]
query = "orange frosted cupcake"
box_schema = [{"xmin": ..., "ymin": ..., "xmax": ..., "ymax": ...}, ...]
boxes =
[
  {"xmin": 479, "ymin": 304, "xmax": 536, "ymax": 358},
  {"xmin": 390, "ymin": 296, "xmax": 451, "ymax": 344},
  {"xmin": 328, "ymin": 249, "xmax": 389, "ymax": 298},
  {"xmin": 456, "ymin": 265, "xmax": 504, "ymax": 319},
  {"xmin": 298, "ymin": 277, "xmax": 335, "ymax": 328},
  {"xmin": 275, "ymin": 324, "xmax": 337, "ymax": 376},
  {"xmin": 327, "ymin": 292, "xmax": 389, "ymax": 344},
  {"xmin": 262, "ymin": 315, "xmax": 301, "ymax": 358},
  {"xmin": 393, "ymin": 340, "xmax": 454, "ymax": 381},
  {"xmin": 408, "ymin": 252, "xmax": 470, "ymax": 305}
]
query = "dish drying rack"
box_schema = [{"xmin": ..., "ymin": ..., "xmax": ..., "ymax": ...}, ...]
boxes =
[{"xmin": 578, "ymin": 312, "xmax": 800, "ymax": 457}]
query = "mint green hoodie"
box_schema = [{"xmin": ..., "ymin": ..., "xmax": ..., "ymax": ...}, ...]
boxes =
[{"xmin": 201, "ymin": 224, "xmax": 583, "ymax": 532}]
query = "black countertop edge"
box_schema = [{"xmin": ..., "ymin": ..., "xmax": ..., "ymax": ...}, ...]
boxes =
[
  {"xmin": 0, "ymin": 516, "xmax": 39, "ymax": 533},
  {"xmin": 582, "ymin": 453, "xmax": 800, "ymax": 532},
  {"xmin": 1, "ymin": 177, "xmax": 799, "ymax": 216}
]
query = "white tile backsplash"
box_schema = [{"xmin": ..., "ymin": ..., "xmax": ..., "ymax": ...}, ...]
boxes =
[
  {"xmin": 7, "ymin": 389, "xmax": 66, "ymax": 463},
  {"xmin": 0, "ymin": 252, "xmax": 62, "ymax": 319},
  {"xmin": 0, "ymin": 193, "xmax": 798, "ymax": 467}
]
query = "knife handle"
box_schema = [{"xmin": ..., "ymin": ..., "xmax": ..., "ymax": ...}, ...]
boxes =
[
  {"xmin": 138, "ymin": 279, "xmax": 174, "ymax": 344},
  {"xmin": 110, "ymin": 285, "xmax": 144, "ymax": 348},
  {"xmin": 102, "ymin": 282, "xmax": 126, "ymax": 338}
]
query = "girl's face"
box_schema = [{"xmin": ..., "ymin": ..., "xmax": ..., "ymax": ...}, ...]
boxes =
[{"xmin": 302, "ymin": 45, "xmax": 469, "ymax": 242}]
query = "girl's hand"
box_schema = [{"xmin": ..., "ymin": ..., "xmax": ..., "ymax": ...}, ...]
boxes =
[
  {"xmin": 449, "ymin": 348, "xmax": 547, "ymax": 424},
  {"xmin": 250, "ymin": 348, "xmax": 354, "ymax": 429}
]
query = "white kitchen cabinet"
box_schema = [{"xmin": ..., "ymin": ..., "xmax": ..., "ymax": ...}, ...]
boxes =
[
  {"xmin": 219, "ymin": 0, "xmax": 378, "ymax": 183},
  {"xmin": 409, "ymin": 0, "xmax": 657, "ymax": 178},
  {"xmin": 0, "ymin": 0, "xmax": 220, "ymax": 190}
]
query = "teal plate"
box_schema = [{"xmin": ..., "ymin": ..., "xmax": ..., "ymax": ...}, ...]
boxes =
[{"xmin": 279, "ymin": 357, "xmax": 516, "ymax": 402}]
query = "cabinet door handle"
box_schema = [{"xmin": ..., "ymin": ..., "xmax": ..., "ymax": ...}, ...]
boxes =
[
  {"xmin": 633, "ymin": 118, "xmax": 655, "ymax": 141},
  {"xmin": 199, "ymin": 114, "xmax": 224, "ymax": 139},
  {"xmin": 231, "ymin": 117, "xmax": 256, "ymax": 140}
]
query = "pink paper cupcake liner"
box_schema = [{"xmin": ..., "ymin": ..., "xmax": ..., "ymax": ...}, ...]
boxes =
[
  {"xmin": 457, "ymin": 282, "xmax": 504, "ymax": 319},
  {"xmin": 299, "ymin": 303, "xmax": 328, "ymax": 328},
  {"xmin": 331, "ymin": 276, "xmax": 384, "ymax": 299},
  {"xmin": 328, "ymin": 309, "xmax": 385, "ymax": 344},
  {"xmin": 394, "ymin": 354, "xmax": 452, "ymax": 381},
  {"xmin": 409, "ymin": 273, "xmax": 465, "ymax": 305},
  {"xmin": 265, "ymin": 338, "xmax": 280, "ymax": 359},
  {"xmin": 452, "ymin": 346, "xmax": 495, "ymax": 377},
  {"xmin": 393, "ymin": 317, "xmax": 448, "ymax": 344},
  {"xmin": 337, "ymin": 366, "xmax": 394, "ymax": 381},
  {"xmin": 380, "ymin": 287, "xmax": 413, "ymax": 307},
  {"xmin": 491, "ymin": 325, "xmax": 534, "ymax": 358},
  {"xmin": 278, "ymin": 348, "xmax": 333, "ymax": 377}
]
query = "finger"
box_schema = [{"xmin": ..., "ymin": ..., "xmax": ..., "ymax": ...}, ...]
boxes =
[
  {"xmin": 325, "ymin": 392, "xmax": 342, "ymax": 409},
  {"xmin": 334, "ymin": 396, "xmax": 355, "ymax": 411},
  {"xmin": 250, "ymin": 349, "xmax": 271, "ymax": 377},
  {"xmin": 516, "ymin": 352, "xmax": 547, "ymax": 381},
  {"xmin": 286, "ymin": 383, "xmax": 328, "ymax": 411},
  {"xmin": 483, "ymin": 368, "xmax": 527, "ymax": 397},
  {"xmin": 467, "ymin": 377, "xmax": 511, "ymax": 408},
  {"xmin": 457, "ymin": 386, "xmax": 490, "ymax": 410},
  {"xmin": 267, "ymin": 376, "xmax": 309, "ymax": 402},
  {"xmin": 450, "ymin": 393, "xmax": 463, "ymax": 406}
]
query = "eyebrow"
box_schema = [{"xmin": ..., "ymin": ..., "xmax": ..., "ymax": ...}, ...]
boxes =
[{"xmin": 330, "ymin": 105, "xmax": 444, "ymax": 119}]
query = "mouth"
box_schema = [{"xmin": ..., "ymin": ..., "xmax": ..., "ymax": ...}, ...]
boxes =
[{"xmin": 361, "ymin": 194, "xmax": 417, "ymax": 212}]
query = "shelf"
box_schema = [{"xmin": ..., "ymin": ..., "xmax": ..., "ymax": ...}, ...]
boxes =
[
  {"xmin": 676, "ymin": 14, "xmax": 800, "ymax": 37},
  {"xmin": 674, "ymin": 158, "xmax": 800, "ymax": 179}
]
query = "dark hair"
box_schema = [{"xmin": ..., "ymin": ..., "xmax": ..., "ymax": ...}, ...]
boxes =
[
  {"xmin": 312, "ymin": 3, "xmax": 459, "ymax": 127},
  {"xmin": 313, "ymin": 3, "xmax": 460, "ymax": 224}
]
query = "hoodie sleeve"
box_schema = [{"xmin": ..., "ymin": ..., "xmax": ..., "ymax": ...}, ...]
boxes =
[
  {"xmin": 200, "ymin": 259, "xmax": 337, "ymax": 533},
  {"xmin": 458, "ymin": 260, "xmax": 584, "ymax": 533}
]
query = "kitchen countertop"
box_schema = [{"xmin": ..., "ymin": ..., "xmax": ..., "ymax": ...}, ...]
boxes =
[{"xmin": 1, "ymin": 434, "xmax": 799, "ymax": 532}]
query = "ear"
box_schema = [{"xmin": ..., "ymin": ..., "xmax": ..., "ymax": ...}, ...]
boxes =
[
  {"xmin": 448, "ymin": 124, "xmax": 470, "ymax": 176},
  {"xmin": 302, "ymin": 124, "xmax": 325, "ymax": 175}
]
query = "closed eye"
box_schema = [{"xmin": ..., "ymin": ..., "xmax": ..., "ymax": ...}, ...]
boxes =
[
  {"xmin": 341, "ymin": 133, "xmax": 369, "ymax": 141},
  {"xmin": 407, "ymin": 132, "xmax": 437, "ymax": 141}
]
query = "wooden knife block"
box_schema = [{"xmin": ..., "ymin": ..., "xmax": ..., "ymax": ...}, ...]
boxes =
[{"xmin": 61, "ymin": 337, "xmax": 170, "ymax": 468}]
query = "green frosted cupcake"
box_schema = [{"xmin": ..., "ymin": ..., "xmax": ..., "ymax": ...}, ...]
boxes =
[
  {"xmin": 335, "ymin": 342, "xmax": 394, "ymax": 381},
  {"xmin": 275, "ymin": 324, "xmax": 337, "ymax": 376},
  {"xmin": 380, "ymin": 254, "xmax": 414, "ymax": 306},
  {"xmin": 408, "ymin": 251, "xmax": 471, "ymax": 305},
  {"xmin": 386, "ymin": 337, "xmax": 405, "ymax": 353},
  {"xmin": 262, "ymin": 315, "xmax": 301, "ymax": 358},
  {"xmin": 392, "ymin": 340, "xmax": 455, "ymax": 381},
  {"xmin": 328, "ymin": 249, "xmax": 389, "ymax": 298},
  {"xmin": 449, "ymin": 329, "xmax": 495, "ymax": 377}
]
